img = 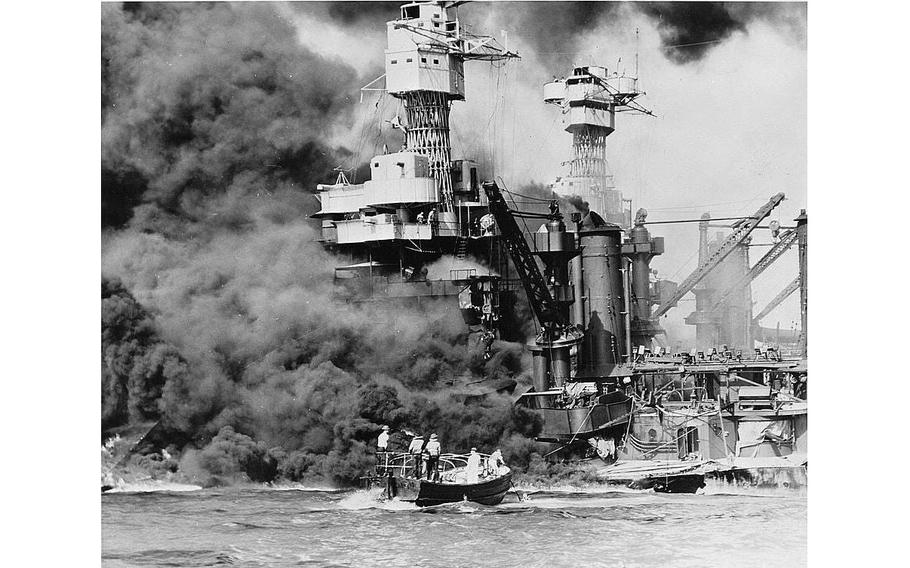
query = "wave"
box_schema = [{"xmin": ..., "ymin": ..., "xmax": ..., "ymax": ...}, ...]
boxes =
[
  {"xmin": 336, "ymin": 488, "xmax": 418, "ymax": 511},
  {"xmin": 104, "ymin": 479, "xmax": 202, "ymax": 493},
  {"xmin": 267, "ymin": 482, "xmax": 344, "ymax": 493}
]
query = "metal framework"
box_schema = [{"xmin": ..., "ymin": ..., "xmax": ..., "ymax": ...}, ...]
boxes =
[
  {"xmin": 482, "ymin": 181, "xmax": 565, "ymax": 339},
  {"xmin": 401, "ymin": 90, "xmax": 455, "ymax": 209},
  {"xmin": 753, "ymin": 277, "xmax": 800, "ymax": 325},
  {"xmin": 708, "ymin": 228, "xmax": 798, "ymax": 313},
  {"xmin": 653, "ymin": 193, "xmax": 786, "ymax": 319},
  {"xmin": 569, "ymin": 127, "xmax": 609, "ymax": 179}
]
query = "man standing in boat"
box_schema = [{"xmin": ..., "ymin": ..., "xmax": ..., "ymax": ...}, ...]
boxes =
[
  {"xmin": 466, "ymin": 447, "xmax": 481, "ymax": 484},
  {"xmin": 425, "ymin": 433, "xmax": 441, "ymax": 481},
  {"xmin": 408, "ymin": 434, "xmax": 424, "ymax": 479},
  {"xmin": 487, "ymin": 448, "xmax": 505, "ymax": 475}
]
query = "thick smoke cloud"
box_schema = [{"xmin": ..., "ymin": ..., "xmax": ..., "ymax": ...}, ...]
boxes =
[
  {"xmin": 102, "ymin": 277, "xmax": 190, "ymax": 431},
  {"xmin": 102, "ymin": 2, "xmax": 359, "ymax": 235},
  {"xmin": 102, "ymin": 213, "xmax": 538, "ymax": 483}
]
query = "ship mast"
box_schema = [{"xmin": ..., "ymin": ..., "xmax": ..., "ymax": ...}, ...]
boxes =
[
  {"xmin": 383, "ymin": 1, "xmax": 518, "ymax": 212},
  {"xmin": 544, "ymin": 63, "xmax": 651, "ymax": 227}
]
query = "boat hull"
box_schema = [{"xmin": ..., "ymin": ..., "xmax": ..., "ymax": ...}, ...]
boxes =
[
  {"xmin": 629, "ymin": 473, "xmax": 706, "ymax": 494},
  {"xmin": 377, "ymin": 472, "xmax": 513, "ymax": 506}
]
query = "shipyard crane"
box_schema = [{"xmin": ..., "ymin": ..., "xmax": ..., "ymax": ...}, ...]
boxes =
[
  {"xmin": 482, "ymin": 181, "xmax": 575, "ymax": 343},
  {"xmin": 707, "ymin": 227, "xmax": 798, "ymax": 313},
  {"xmin": 752, "ymin": 277, "xmax": 800, "ymax": 325},
  {"xmin": 652, "ymin": 193, "xmax": 786, "ymax": 319}
]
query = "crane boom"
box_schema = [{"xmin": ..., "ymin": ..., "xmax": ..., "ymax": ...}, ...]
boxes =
[
  {"xmin": 482, "ymin": 181, "xmax": 563, "ymax": 338},
  {"xmin": 708, "ymin": 228, "xmax": 798, "ymax": 312},
  {"xmin": 752, "ymin": 277, "xmax": 800, "ymax": 324},
  {"xmin": 652, "ymin": 193, "xmax": 785, "ymax": 319}
]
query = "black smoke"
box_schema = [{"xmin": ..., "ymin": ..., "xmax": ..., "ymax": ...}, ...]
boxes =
[
  {"xmin": 101, "ymin": 2, "xmax": 359, "ymax": 235},
  {"xmin": 639, "ymin": 2, "xmax": 806, "ymax": 64},
  {"xmin": 101, "ymin": 2, "xmax": 550, "ymax": 486},
  {"xmin": 102, "ymin": 277, "xmax": 191, "ymax": 432}
]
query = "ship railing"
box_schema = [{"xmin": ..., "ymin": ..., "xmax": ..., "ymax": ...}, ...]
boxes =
[
  {"xmin": 374, "ymin": 451, "xmax": 500, "ymax": 479},
  {"xmin": 662, "ymin": 386, "xmax": 710, "ymax": 403}
]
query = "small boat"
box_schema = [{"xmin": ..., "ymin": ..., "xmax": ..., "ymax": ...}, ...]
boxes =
[{"xmin": 361, "ymin": 452, "xmax": 513, "ymax": 507}]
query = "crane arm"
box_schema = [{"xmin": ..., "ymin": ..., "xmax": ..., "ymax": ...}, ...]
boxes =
[
  {"xmin": 708, "ymin": 228, "xmax": 798, "ymax": 312},
  {"xmin": 752, "ymin": 277, "xmax": 800, "ymax": 325},
  {"xmin": 652, "ymin": 193, "xmax": 785, "ymax": 319},
  {"xmin": 482, "ymin": 181, "xmax": 562, "ymax": 336}
]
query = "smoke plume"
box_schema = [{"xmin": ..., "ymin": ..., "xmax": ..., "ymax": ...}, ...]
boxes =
[
  {"xmin": 102, "ymin": 2, "xmax": 359, "ymax": 236},
  {"xmin": 101, "ymin": 2, "xmax": 806, "ymax": 484}
]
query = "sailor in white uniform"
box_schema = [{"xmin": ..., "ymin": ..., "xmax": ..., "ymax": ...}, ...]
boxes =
[{"xmin": 466, "ymin": 447, "xmax": 481, "ymax": 484}]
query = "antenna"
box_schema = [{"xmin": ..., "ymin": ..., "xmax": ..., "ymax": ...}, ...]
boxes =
[{"xmin": 635, "ymin": 27, "xmax": 640, "ymax": 79}]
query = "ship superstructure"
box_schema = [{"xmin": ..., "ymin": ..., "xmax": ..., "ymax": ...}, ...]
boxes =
[{"xmin": 314, "ymin": 1, "xmax": 519, "ymax": 342}]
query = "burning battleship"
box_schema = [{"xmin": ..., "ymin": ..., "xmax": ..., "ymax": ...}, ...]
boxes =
[{"xmin": 312, "ymin": 1, "xmax": 808, "ymax": 492}]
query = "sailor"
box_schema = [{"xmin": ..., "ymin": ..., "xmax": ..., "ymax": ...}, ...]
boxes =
[
  {"xmin": 377, "ymin": 425, "xmax": 390, "ymax": 453},
  {"xmin": 416, "ymin": 212, "xmax": 425, "ymax": 224},
  {"xmin": 425, "ymin": 433, "xmax": 441, "ymax": 481},
  {"xmin": 466, "ymin": 447, "xmax": 481, "ymax": 484},
  {"xmin": 408, "ymin": 434, "xmax": 425, "ymax": 478},
  {"xmin": 427, "ymin": 208, "xmax": 437, "ymax": 232},
  {"xmin": 487, "ymin": 448, "xmax": 505, "ymax": 475}
]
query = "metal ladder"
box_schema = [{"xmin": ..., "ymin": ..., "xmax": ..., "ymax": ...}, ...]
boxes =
[{"xmin": 455, "ymin": 235, "xmax": 468, "ymax": 260}]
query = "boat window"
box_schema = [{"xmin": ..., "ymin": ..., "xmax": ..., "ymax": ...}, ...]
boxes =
[
  {"xmin": 391, "ymin": 60, "xmax": 398, "ymax": 65},
  {"xmin": 421, "ymin": 57, "xmax": 427, "ymax": 63},
  {"xmin": 406, "ymin": 58, "xmax": 413, "ymax": 63},
  {"xmin": 434, "ymin": 58, "xmax": 440, "ymax": 65},
  {"xmin": 402, "ymin": 6, "xmax": 419, "ymax": 19}
]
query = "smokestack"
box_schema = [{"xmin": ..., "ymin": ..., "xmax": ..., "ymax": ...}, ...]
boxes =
[
  {"xmin": 577, "ymin": 213, "xmax": 625, "ymax": 375},
  {"xmin": 687, "ymin": 213, "xmax": 718, "ymax": 349},
  {"xmin": 622, "ymin": 209, "xmax": 665, "ymax": 350}
]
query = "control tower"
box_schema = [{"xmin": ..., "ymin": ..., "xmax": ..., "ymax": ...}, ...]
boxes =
[
  {"xmin": 544, "ymin": 65, "xmax": 649, "ymax": 227},
  {"xmin": 383, "ymin": 1, "xmax": 518, "ymax": 213}
]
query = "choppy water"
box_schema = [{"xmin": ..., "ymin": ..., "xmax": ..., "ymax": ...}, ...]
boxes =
[{"xmin": 102, "ymin": 483, "xmax": 806, "ymax": 568}]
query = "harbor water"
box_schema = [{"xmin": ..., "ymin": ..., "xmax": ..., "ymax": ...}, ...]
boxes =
[{"xmin": 102, "ymin": 484, "xmax": 806, "ymax": 567}]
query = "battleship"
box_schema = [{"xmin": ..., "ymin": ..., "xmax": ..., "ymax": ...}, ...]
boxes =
[{"xmin": 314, "ymin": 1, "xmax": 807, "ymax": 493}]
